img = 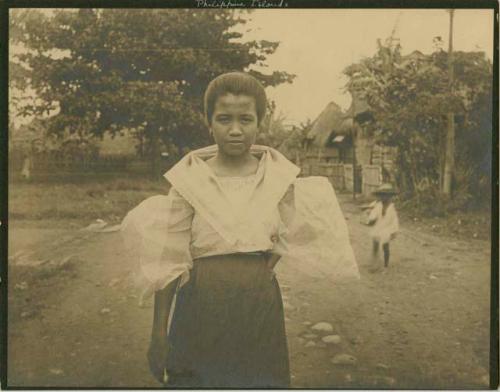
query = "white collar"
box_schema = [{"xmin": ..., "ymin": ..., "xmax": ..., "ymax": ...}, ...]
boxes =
[{"xmin": 164, "ymin": 145, "xmax": 300, "ymax": 244}]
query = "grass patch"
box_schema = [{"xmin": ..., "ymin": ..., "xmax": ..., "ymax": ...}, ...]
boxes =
[{"xmin": 9, "ymin": 176, "xmax": 170, "ymax": 223}]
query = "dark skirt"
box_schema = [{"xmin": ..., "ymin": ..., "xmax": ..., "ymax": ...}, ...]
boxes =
[{"xmin": 165, "ymin": 253, "xmax": 290, "ymax": 388}]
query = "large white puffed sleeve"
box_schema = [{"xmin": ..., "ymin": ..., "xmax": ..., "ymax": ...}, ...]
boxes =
[
  {"xmin": 280, "ymin": 176, "xmax": 360, "ymax": 282},
  {"xmin": 120, "ymin": 188, "xmax": 194, "ymax": 301},
  {"xmin": 270, "ymin": 184, "xmax": 296, "ymax": 257}
]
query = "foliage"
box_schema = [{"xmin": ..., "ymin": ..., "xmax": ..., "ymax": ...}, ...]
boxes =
[
  {"xmin": 256, "ymin": 101, "xmax": 311, "ymax": 162},
  {"xmin": 278, "ymin": 119, "xmax": 313, "ymax": 163},
  {"xmin": 343, "ymin": 37, "xmax": 492, "ymax": 210},
  {"xmin": 257, "ymin": 101, "xmax": 288, "ymax": 148},
  {"xmin": 10, "ymin": 9, "xmax": 295, "ymax": 175}
]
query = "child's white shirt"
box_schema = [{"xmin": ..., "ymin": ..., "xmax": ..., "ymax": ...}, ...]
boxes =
[{"xmin": 368, "ymin": 201, "xmax": 399, "ymax": 244}]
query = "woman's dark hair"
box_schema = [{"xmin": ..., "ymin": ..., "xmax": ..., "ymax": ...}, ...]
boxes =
[{"xmin": 204, "ymin": 72, "xmax": 267, "ymax": 126}]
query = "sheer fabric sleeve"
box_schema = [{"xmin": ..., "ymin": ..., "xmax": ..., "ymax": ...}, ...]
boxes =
[
  {"xmin": 120, "ymin": 188, "xmax": 194, "ymax": 302},
  {"xmin": 280, "ymin": 177, "xmax": 360, "ymax": 282},
  {"xmin": 271, "ymin": 184, "xmax": 296, "ymax": 256}
]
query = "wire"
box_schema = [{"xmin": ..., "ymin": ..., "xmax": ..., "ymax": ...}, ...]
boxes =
[{"xmin": 77, "ymin": 48, "xmax": 247, "ymax": 52}]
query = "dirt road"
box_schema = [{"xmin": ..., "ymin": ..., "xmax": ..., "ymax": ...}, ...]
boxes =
[{"xmin": 7, "ymin": 195, "xmax": 492, "ymax": 388}]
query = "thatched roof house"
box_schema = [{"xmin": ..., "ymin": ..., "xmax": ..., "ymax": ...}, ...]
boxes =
[
  {"xmin": 306, "ymin": 102, "xmax": 353, "ymax": 148},
  {"xmin": 305, "ymin": 93, "xmax": 388, "ymax": 168}
]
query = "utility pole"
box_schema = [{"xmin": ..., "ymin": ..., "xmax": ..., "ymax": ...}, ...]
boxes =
[
  {"xmin": 352, "ymin": 96, "xmax": 357, "ymax": 200},
  {"xmin": 442, "ymin": 9, "xmax": 455, "ymax": 196},
  {"xmin": 352, "ymin": 126, "xmax": 357, "ymax": 200}
]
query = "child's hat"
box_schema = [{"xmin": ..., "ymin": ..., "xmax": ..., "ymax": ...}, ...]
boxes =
[{"xmin": 373, "ymin": 183, "xmax": 397, "ymax": 195}]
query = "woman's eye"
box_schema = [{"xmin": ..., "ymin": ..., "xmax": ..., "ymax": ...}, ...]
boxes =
[
  {"xmin": 217, "ymin": 117, "xmax": 231, "ymax": 124},
  {"xmin": 240, "ymin": 117, "xmax": 254, "ymax": 124}
]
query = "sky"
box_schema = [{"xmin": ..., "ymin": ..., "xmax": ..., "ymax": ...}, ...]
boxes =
[
  {"xmin": 238, "ymin": 9, "xmax": 494, "ymax": 124},
  {"xmin": 10, "ymin": 8, "xmax": 494, "ymax": 127}
]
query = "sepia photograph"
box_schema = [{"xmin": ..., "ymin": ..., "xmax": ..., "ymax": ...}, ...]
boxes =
[{"xmin": 4, "ymin": 4, "xmax": 497, "ymax": 389}]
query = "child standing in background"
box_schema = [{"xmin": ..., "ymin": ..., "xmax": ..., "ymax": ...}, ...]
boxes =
[{"xmin": 368, "ymin": 183, "xmax": 399, "ymax": 269}]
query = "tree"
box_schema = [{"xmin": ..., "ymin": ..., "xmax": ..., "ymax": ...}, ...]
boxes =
[
  {"xmin": 442, "ymin": 9, "xmax": 455, "ymax": 197},
  {"xmin": 257, "ymin": 101, "xmax": 311, "ymax": 163},
  {"xmin": 10, "ymin": 9, "xmax": 294, "ymax": 177},
  {"xmin": 343, "ymin": 37, "xmax": 492, "ymax": 210},
  {"xmin": 282, "ymin": 119, "xmax": 313, "ymax": 164},
  {"xmin": 257, "ymin": 101, "xmax": 288, "ymax": 149}
]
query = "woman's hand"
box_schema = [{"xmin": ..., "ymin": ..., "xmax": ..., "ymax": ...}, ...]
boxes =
[
  {"xmin": 148, "ymin": 278, "xmax": 179, "ymax": 384},
  {"xmin": 266, "ymin": 253, "xmax": 281, "ymax": 281},
  {"xmin": 147, "ymin": 333, "xmax": 170, "ymax": 384}
]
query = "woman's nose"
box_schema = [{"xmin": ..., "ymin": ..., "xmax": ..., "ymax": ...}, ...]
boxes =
[{"xmin": 228, "ymin": 123, "xmax": 243, "ymax": 135}]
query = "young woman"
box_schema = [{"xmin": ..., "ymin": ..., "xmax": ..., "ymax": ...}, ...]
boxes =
[{"xmin": 122, "ymin": 72, "xmax": 359, "ymax": 388}]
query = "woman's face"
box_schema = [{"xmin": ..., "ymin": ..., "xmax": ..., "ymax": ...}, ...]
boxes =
[{"xmin": 210, "ymin": 94, "xmax": 259, "ymax": 157}]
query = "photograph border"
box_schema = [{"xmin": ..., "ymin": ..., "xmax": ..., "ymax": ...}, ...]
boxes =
[{"xmin": 1, "ymin": 0, "xmax": 498, "ymax": 389}]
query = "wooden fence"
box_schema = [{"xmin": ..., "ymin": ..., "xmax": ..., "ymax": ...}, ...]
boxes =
[
  {"xmin": 301, "ymin": 162, "xmax": 345, "ymax": 190},
  {"xmin": 343, "ymin": 164, "xmax": 363, "ymax": 193},
  {"xmin": 8, "ymin": 150, "xmax": 161, "ymax": 181},
  {"xmin": 11, "ymin": 149, "xmax": 386, "ymax": 192},
  {"xmin": 301, "ymin": 162, "xmax": 383, "ymax": 194},
  {"xmin": 362, "ymin": 164, "xmax": 383, "ymax": 195}
]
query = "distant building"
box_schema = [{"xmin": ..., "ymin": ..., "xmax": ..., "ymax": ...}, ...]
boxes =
[
  {"xmin": 304, "ymin": 94, "xmax": 397, "ymax": 194},
  {"xmin": 304, "ymin": 101, "xmax": 354, "ymax": 164}
]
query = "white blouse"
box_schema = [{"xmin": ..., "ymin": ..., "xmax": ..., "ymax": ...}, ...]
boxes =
[
  {"xmin": 191, "ymin": 174, "xmax": 285, "ymax": 259},
  {"xmin": 165, "ymin": 173, "xmax": 294, "ymax": 261},
  {"xmin": 121, "ymin": 145, "xmax": 359, "ymax": 301}
]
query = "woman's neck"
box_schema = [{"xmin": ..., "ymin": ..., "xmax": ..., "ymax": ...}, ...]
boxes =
[
  {"xmin": 209, "ymin": 151, "xmax": 259, "ymax": 176},
  {"xmin": 215, "ymin": 151, "xmax": 253, "ymax": 167}
]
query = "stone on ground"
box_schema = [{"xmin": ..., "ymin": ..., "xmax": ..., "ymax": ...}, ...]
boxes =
[
  {"xmin": 311, "ymin": 322, "xmax": 334, "ymax": 332},
  {"xmin": 331, "ymin": 353, "xmax": 357, "ymax": 365},
  {"xmin": 322, "ymin": 335, "xmax": 341, "ymax": 344}
]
